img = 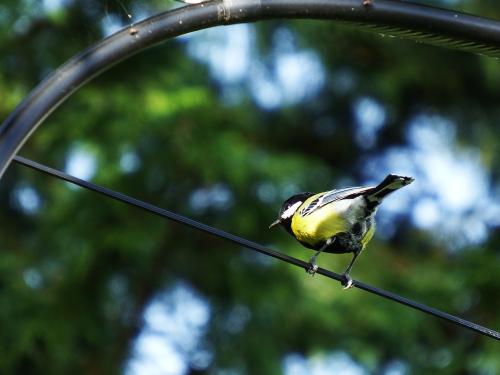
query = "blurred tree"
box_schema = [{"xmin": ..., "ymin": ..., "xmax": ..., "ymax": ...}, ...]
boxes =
[{"xmin": 0, "ymin": 0, "xmax": 499, "ymax": 374}]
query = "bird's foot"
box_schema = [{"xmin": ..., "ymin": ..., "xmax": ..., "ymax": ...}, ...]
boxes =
[
  {"xmin": 341, "ymin": 274, "xmax": 354, "ymax": 289},
  {"xmin": 305, "ymin": 262, "xmax": 318, "ymax": 276}
]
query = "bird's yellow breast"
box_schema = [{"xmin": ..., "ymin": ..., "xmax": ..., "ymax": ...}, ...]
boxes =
[{"xmin": 291, "ymin": 193, "xmax": 349, "ymax": 245}]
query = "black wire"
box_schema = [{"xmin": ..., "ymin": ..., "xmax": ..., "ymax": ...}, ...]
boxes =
[
  {"xmin": 12, "ymin": 155, "xmax": 500, "ymax": 341},
  {"xmin": 3, "ymin": 0, "xmax": 500, "ymax": 178}
]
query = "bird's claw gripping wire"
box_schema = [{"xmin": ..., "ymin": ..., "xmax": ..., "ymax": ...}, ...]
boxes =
[
  {"xmin": 305, "ymin": 248, "xmax": 320, "ymax": 274},
  {"xmin": 306, "ymin": 259, "xmax": 354, "ymax": 289},
  {"xmin": 341, "ymin": 274, "xmax": 354, "ymax": 289},
  {"xmin": 305, "ymin": 238, "xmax": 334, "ymax": 276},
  {"xmin": 305, "ymin": 262, "xmax": 319, "ymax": 275}
]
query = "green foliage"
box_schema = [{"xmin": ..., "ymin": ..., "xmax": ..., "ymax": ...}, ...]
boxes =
[{"xmin": 0, "ymin": 0, "xmax": 499, "ymax": 374}]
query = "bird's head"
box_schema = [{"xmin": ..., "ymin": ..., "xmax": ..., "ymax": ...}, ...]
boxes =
[{"xmin": 269, "ymin": 192, "xmax": 313, "ymax": 232}]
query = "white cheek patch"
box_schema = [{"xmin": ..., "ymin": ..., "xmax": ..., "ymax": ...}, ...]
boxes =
[{"xmin": 281, "ymin": 201, "xmax": 302, "ymax": 219}]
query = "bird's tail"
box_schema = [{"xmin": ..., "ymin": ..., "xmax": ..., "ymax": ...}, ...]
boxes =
[{"xmin": 366, "ymin": 174, "xmax": 414, "ymax": 206}]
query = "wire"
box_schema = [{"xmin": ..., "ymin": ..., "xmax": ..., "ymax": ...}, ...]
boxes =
[
  {"xmin": 13, "ymin": 155, "xmax": 500, "ymax": 341},
  {"xmin": 4, "ymin": 0, "xmax": 500, "ymax": 178}
]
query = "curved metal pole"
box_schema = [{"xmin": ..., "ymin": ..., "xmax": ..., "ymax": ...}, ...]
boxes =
[{"xmin": 1, "ymin": 0, "xmax": 500, "ymax": 178}]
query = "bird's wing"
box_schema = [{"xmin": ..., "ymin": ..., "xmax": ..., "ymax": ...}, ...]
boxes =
[{"xmin": 299, "ymin": 186, "xmax": 374, "ymax": 216}]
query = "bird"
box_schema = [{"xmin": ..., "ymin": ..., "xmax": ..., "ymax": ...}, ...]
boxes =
[{"xmin": 269, "ymin": 174, "xmax": 414, "ymax": 288}]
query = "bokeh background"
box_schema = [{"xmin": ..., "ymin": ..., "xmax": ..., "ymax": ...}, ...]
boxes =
[{"xmin": 1, "ymin": 0, "xmax": 499, "ymax": 373}]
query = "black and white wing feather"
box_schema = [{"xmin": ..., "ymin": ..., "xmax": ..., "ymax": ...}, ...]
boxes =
[{"xmin": 299, "ymin": 186, "xmax": 373, "ymax": 216}]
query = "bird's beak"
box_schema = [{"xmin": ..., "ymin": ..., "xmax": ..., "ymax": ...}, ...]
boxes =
[{"xmin": 269, "ymin": 219, "xmax": 281, "ymax": 229}]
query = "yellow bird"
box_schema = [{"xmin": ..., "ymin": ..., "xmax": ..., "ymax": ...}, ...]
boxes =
[{"xmin": 269, "ymin": 174, "xmax": 414, "ymax": 288}]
